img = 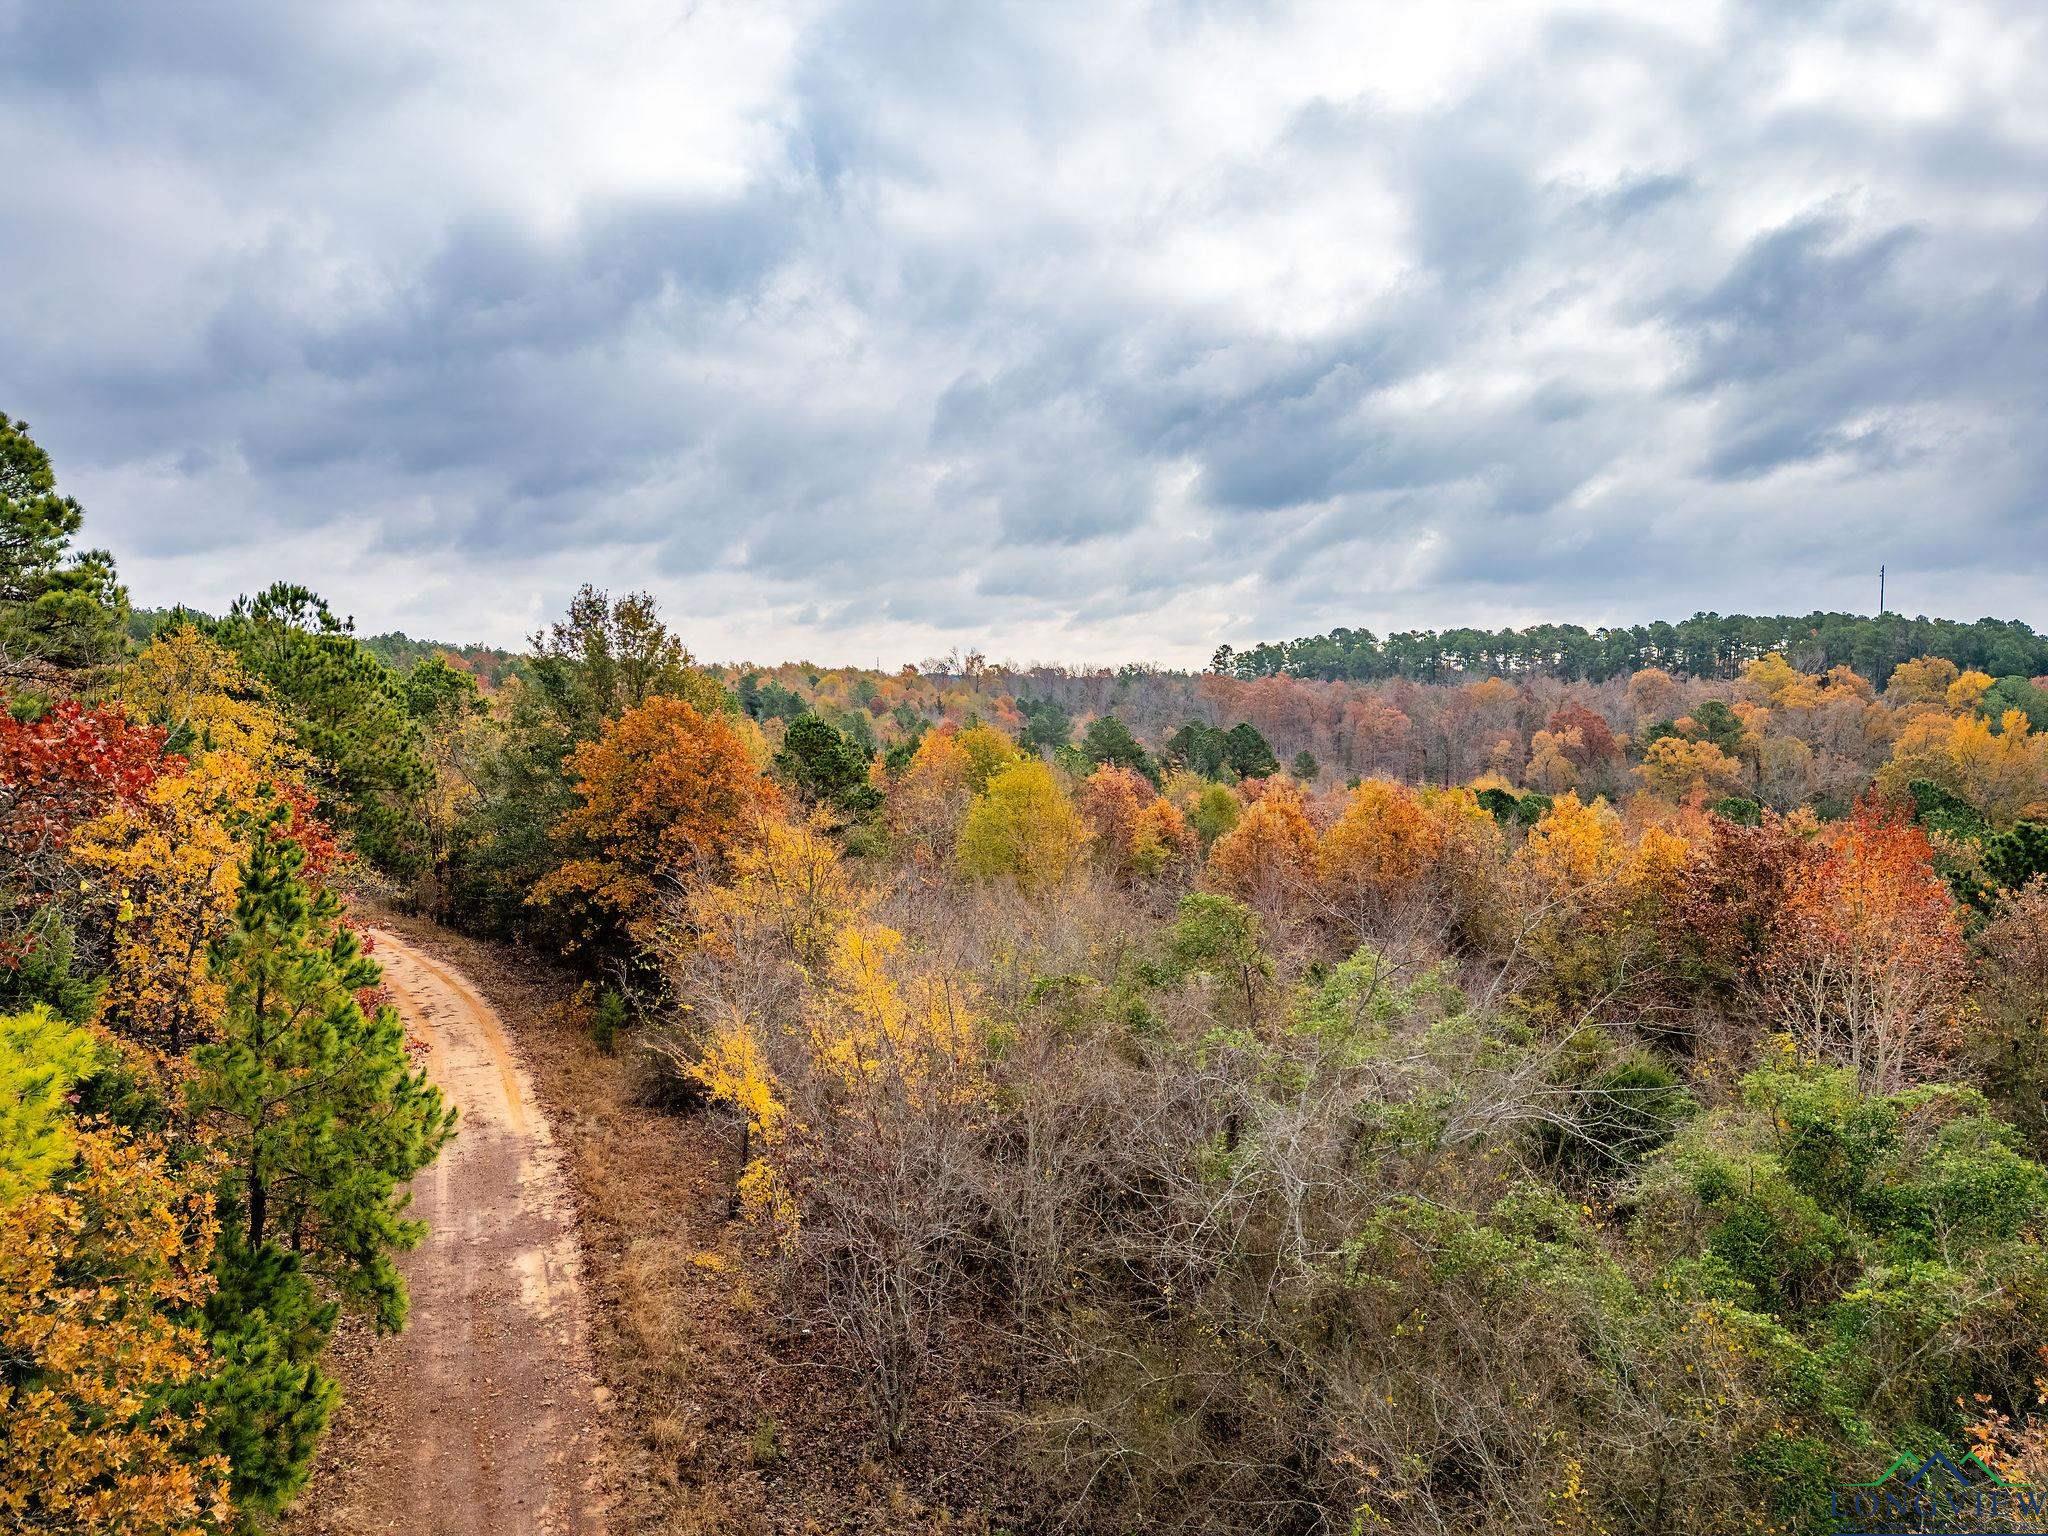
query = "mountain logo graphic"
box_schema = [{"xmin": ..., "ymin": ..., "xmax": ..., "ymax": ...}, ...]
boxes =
[
  {"xmin": 1842, "ymin": 1452, "xmax": 2012, "ymax": 1491},
  {"xmin": 1830, "ymin": 1450, "xmax": 2048, "ymax": 1534}
]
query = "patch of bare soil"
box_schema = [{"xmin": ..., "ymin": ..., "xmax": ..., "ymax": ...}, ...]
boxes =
[{"xmin": 283, "ymin": 928, "xmax": 611, "ymax": 1536}]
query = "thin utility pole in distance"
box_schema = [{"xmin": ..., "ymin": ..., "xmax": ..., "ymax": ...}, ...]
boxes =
[{"xmin": 1879, "ymin": 564, "xmax": 1886, "ymax": 615}]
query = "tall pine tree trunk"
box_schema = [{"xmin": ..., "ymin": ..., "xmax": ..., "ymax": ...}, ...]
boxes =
[{"xmin": 247, "ymin": 1148, "xmax": 267, "ymax": 1248}]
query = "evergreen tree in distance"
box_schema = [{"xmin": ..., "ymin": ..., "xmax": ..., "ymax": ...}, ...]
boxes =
[
  {"xmin": 0, "ymin": 412, "xmax": 128, "ymax": 677},
  {"xmin": 774, "ymin": 712, "xmax": 881, "ymax": 816},
  {"xmin": 209, "ymin": 582, "xmax": 433, "ymax": 876}
]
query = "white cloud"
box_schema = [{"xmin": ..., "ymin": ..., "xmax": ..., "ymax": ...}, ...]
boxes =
[{"xmin": 2, "ymin": 0, "xmax": 2044, "ymax": 666}]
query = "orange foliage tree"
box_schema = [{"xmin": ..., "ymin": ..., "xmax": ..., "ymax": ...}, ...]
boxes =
[
  {"xmin": 1081, "ymin": 765, "xmax": 1198, "ymax": 882},
  {"xmin": 1205, "ymin": 777, "xmax": 1318, "ymax": 917},
  {"xmin": 1129, "ymin": 797, "xmax": 1199, "ymax": 880},
  {"xmin": 532, "ymin": 696, "xmax": 782, "ymax": 951},
  {"xmin": 1316, "ymin": 779, "xmax": 1448, "ymax": 940},
  {"xmin": 886, "ymin": 726, "xmax": 975, "ymax": 863},
  {"xmin": 1759, "ymin": 799, "xmax": 1969, "ymax": 1090},
  {"xmin": 1513, "ymin": 793, "xmax": 1692, "ymax": 1015}
]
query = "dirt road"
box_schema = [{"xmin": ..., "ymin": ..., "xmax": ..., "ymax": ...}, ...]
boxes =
[{"xmin": 287, "ymin": 928, "xmax": 610, "ymax": 1536}]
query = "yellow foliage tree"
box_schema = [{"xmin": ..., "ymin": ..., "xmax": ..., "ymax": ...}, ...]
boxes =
[
  {"xmin": 0, "ymin": 1129, "xmax": 231, "ymax": 1535},
  {"xmin": 1876, "ymin": 709, "xmax": 2048, "ymax": 827},
  {"xmin": 1885, "ymin": 655, "xmax": 1959, "ymax": 708},
  {"xmin": 802, "ymin": 924, "xmax": 981, "ymax": 1099},
  {"xmin": 956, "ymin": 761, "xmax": 1087, "ymax": 893},
  {"xmin": 75, "ymin": 631, "xmax": 317, "ymax": 1058},
  {"xmin": 1635, "ymin": 735, "xmax": 1745, "ymax": 801},
  {"xmin": 1524, "ymin": 728, "xmax": 1582, "ymax": 793},
  {"xmin": 955, "ymin": 723, "xmax": 1022, "ymax": 792},
  {"xmin": 689, "ymin": 1010, "xmax": 794, "ymax": 1228},
  {"xmin": 1946, "ymin": 670, "xmax": 1995, "ymax": 712},
  {"xmin": 1740, "ymin": 652, "xmax": 1823, "ymax": 710},
  {"xmin": 1515, "ymin": 793, "xmax": 1691, "ymax": 1014},
  {"xmin": 887, "ymin": 727, "xmax": 975, "ymax": 861},
  {"xmin": 693, "ymin": 919, "xmax": 984, "ymax": 1240},
  {"xmin": 687, "ymin": 813, "xmax": 869, "ymax": 973},
  {"xmin": 69, "ymin": 762, "xmax": 247, "ymax": 1059},
  {"xmin": 1519, "ymin": 792, "xmax": 1628, "ymax": 891},
  {"xmin": 1625, "ymin": 667, "xmax": 1681, "ymax": 726},
  {"xmin": 116, "ymin": 626, "xmax": 305, "ymax": 779}
]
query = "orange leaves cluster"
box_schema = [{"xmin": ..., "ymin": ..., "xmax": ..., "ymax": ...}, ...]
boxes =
[
  {"xmin": 1319, "ymin": 779, "xmax": 1445, "ymax": 913},
  {"xmin": 534, "ymin": 696, "xmax": 782, "ymax": 946},
  {"xmin": 1313, "ymin": 779, "xmax": 1506, "ymax": 943},
  {"xmin": 1081, "ymin": 766, "xmax": 1197, "ymax": 882},
  {"xmin": 1130, "ymin": 798, "xmax": 1200, "ymax": 879},
  {"xmin": 1079, "ymin": 765, "xmax": 1147, "ymax": 858},
  {"xmin": 887, "ymin": 726, "xmax": 976, "ymax": 862},
  {"xmin": 1511, "ymin": 792, "xmax": 1698, "ymax": 1013},
  {"xmin": 1202, "ymin": 776, "xmax": 1505, "ymax": 939},
  {"xmin": 1204, "ymin": 776, "xmax": 1317, "ymax": 914},
  {"xmin": 1759, "ymin": 799, "xmax": 1969, "ymax": 1090}
]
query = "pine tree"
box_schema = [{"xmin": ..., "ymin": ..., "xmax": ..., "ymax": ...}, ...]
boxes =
[
  {"xmin": 773, "ymin": 713, "xmax": 880, "ymax": 816},
  {"xmin": 0, "ymin": 412, "xmax": 129, "ymax": 677},
  {"xmin": 182, "ymin": 1240, "xmax": 342, "ymax": 1518},
  {"xmin": 209, "ymin": 583, "xmax": 431, "ymax": 876},
  {"xmin": 189, "ymin": 818, "xmax": 454, "ymax": 1329}
]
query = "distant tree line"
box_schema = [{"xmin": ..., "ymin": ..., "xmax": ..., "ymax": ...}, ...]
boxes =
[{"xmin": 1214, "ymin": 611, "xmax": 2048, "ymax": 684}]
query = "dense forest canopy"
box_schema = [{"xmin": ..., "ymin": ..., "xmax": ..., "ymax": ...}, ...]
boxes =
[
  {"xmin": 1214, "ymin": 611, "xmax": 2048, "ymax": 683},
  {"xmin": 229, "ymin": 607, "xmax": 2048, "ymax": 695},
  {"xmin": 10, "ymin": 412, "xmax": 2048, "ymax": 1535}
]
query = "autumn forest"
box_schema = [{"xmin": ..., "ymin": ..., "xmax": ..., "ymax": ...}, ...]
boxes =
[{"xmin": 9, "ymin": 409, "xmax": 2048, "ymax": 1535}]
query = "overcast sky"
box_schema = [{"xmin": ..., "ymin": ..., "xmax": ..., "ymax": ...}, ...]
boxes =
[{"xmin": 2, "ymin": 1, "xmax": 2043, "ymax": 667}]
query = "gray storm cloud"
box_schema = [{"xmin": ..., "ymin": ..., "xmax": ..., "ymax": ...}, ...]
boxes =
[{"xmin": 1, "ymin": 0, "xmax": 2043, "ymax": 663}]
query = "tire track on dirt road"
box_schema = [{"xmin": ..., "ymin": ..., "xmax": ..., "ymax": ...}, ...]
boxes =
[{"xmin": 286, "ymin": 928, "xmax": 611, "ymax": 1536}]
